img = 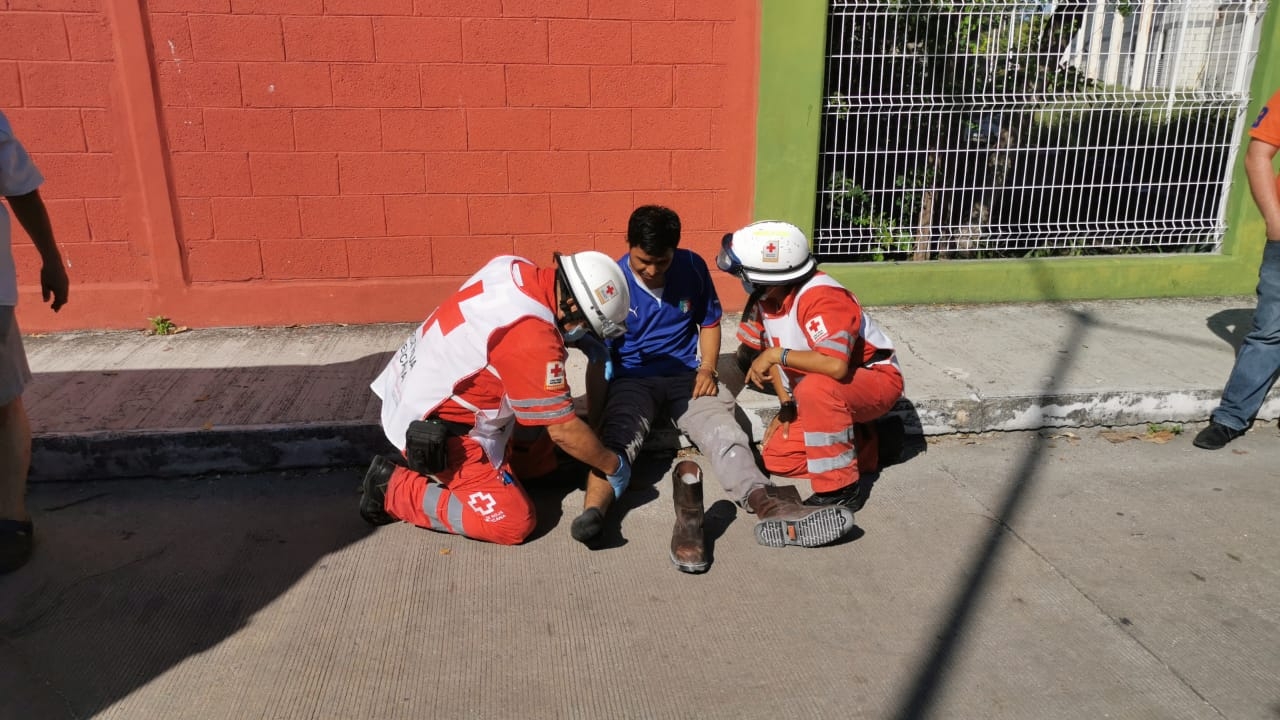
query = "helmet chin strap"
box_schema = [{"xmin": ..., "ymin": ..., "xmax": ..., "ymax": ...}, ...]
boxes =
[{"xmin": 553, "ymin": 254, "xmax": 590, "ymax": 334}]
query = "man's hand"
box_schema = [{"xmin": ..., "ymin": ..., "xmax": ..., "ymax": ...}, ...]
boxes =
[
  {"xmin": 40, "ymin": 256, "xmax": 68, "ymax": 312},
  {"xmin": 692, "ymin": 366, "xmax": 718, "ymax": 398}
]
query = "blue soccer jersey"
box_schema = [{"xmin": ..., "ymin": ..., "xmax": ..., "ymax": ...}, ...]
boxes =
[{"xmin": 610, "ymin": 248, "xmax": 723, "ymax": 378}]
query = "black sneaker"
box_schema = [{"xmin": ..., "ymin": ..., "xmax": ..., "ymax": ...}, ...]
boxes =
[
  {"xmin": 0, "ymin": 519, "xmax": 33, "ymax": 574},
  {"xmin": 804, "ymin": 480, "xmax": 870, "ymax": 513},
  {"xmin": 360, "ymin": 456, "xmax": 397, "ymax": 526},
  {"xmin": 1192, "ymin": 422, "xmax": 1243, "ymax": 450}
]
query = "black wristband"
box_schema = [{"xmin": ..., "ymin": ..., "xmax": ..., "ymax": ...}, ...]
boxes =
[{"xmin": 777, "ymin": 400, "xmax": 797, "ymax": 423}]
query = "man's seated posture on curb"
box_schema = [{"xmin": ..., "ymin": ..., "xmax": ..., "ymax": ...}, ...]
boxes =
[
  {"xmin": 718, "ymin": 221, "xmax": 904, "ymax": 514},
  {"xmin": 571, "ymin": 206, "xmax": 859, "ymax": 566},
  {"xmin": 361, "ymin": 251, "xmax": 632, "ymax": 546}
]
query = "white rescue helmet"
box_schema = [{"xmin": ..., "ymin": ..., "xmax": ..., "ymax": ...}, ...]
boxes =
[
  {"xmin": 557, "ymin": 250, "xmax": 630, "ymax": 340},
  {"xmin": 716, "ymin": 220, "xmax": 816, "ymax": 286}
]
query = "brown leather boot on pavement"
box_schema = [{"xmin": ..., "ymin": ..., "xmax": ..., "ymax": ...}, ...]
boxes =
[
  {"xmin": 670, "ymin": 460, "xmax": 708, "ymax": 573},
  {"xmin": 746, "ymin": 484, "xmax": 854, "ymax": 548}
]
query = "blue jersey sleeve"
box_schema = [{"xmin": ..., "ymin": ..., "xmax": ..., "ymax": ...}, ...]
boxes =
[{"xmin": 687, "ymin": 251, "xmax": 723, "ymax": 328}]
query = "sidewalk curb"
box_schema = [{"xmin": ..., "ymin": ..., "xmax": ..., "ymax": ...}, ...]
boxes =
[
  {"xmin": 30, "ymin": 389, "xmax": 1221, "ymax": 482},
  {"xmin": 32, "ymin": 423, "xmax": 388, "ymax": 482}
]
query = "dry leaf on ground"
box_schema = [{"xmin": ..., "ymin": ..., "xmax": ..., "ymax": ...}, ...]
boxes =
[{"xmin": 1100, "ymin": 430, "xmax": 1176, "ymax": 444}]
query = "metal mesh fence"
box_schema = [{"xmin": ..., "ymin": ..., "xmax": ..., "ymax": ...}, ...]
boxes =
[{"xmin": 815, "ymin": 0, "xmax": 1268, "ymax": 261}]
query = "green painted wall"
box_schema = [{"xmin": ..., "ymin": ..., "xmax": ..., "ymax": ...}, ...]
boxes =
[{"xmin": 755, "ymin": 0, "xmax": 1280, "ymax": 304}]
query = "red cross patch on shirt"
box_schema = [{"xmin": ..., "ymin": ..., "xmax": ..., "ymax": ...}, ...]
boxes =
[
  {"xmin": 545, "ymin": 360, "xmax": 567, "ymax": 390},
  {"xmin": 806, "ymin": 315, "xmax": 829, "ymax": 343}
]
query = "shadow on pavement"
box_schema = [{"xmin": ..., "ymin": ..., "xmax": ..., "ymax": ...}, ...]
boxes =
[
  {"xmin": 26, "ymin": 353, "xmax": 397, "ymax": 483},
  {"xmin": 1205, "ymin": 307, "xmax": 1254, "ymax": 352},
  {"xmin": 0, "ymin": 469, "xmax": 369, "ymax": 718},
  {"xmin": 888, "ymin": 297, "xmax": 1092, "ymax": 720}
]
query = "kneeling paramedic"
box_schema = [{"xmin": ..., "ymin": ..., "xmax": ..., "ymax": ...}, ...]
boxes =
[
  {"xmin": 718, "ymin": 221, "xmax": 904, "ymax": 519},
  {"xmin": 362, "ymin": 251, "xmax": 632, "ymax": 545}
]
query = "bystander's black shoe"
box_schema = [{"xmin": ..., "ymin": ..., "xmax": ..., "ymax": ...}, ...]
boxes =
[
  {"xmin": 360, "ymin": 456, "xmax": 398, "ymax": 526},
  {"xmin": 803, "ymin": 480, "xmax": 871, "ymax": 513},
  {"xmin": 1192, "ymin": 422, "xmax": 1244, "ymax": 450}
]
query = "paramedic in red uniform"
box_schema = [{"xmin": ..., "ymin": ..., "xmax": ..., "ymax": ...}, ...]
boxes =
[
  {"xmin": 718, "ymin": 221, "xmax": 904, "ymax": 514},
  {"xmin": 361, "ymin": 251, "xmax": 632, "ymax": 545}
]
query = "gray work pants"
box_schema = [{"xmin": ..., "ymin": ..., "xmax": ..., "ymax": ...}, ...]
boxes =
[{"xmin": 597, "ymin": 372, "xmax": 767, "ymax": 503}]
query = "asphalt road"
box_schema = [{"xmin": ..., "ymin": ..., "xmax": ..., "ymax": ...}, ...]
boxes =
[{"xmin": 2, "ymin": 424, "xmax": 1278, "ymax": 720}]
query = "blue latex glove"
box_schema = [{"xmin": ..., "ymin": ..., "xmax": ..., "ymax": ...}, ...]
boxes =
[
  {"xmin": 575, "ymin": 335, "xmax": 615, "ymax": 382},
  {"xmin": 605, "ymin": 452, "xmax": 631, "ymax": 498}
]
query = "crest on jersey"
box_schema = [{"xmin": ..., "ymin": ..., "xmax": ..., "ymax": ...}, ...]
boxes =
[
  {"xmin": 545, "ymin": 360, "xmax": 566, "ymax": 390},
  {"xmin": 806, "ymin": 315, "xmax": 829, "ymax": 343}
]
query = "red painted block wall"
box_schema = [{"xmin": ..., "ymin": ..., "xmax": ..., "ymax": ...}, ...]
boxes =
[{"xmin": 0, "ymin": 0, "xmax": 759, "ymax": 331}]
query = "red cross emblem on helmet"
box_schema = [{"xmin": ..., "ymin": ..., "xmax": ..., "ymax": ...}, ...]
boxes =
[{"xmin": 762, "ymin": 241, "xmax": 779, "ymax": 263}]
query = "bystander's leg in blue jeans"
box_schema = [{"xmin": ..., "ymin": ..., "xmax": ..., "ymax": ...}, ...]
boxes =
[{"xmin": 1209, "ymin": 242, "xmax": 1280, "ymax": 435}]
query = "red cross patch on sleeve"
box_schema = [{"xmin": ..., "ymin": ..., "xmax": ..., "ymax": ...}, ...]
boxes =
[
  {"xmin": 805, "ymin": 315, "xmax": 829, "ymax": 343},
  {"xmin": 545, "ymin": 360, "xmax": 567, "ymax": 390}
]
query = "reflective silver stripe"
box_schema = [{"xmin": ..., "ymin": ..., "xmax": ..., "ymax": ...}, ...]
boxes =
[
  {"xmin": 509, "ymin": 395, "xmax": 570, "ymax": 408},
  {"xmin": 423, "ymin": 482, "xmax": 468, "ymax": 536},
  {"xmin": 514, "ymin": 405, "xmax": 575, "ymax": 421},
  {"xmin": 449, "ymin": 394, "xmax": 480, "ymax": 413},
  {"xmin": 816, "ymin": 331, "xmax": 853, "ymax": 354},
  {"xmin": 807, "ymin": 448, "xmax": 855, "ymax": 474},
  {"xmin": 422, "ymin": 482, "xmax": 447, "ymax": 528},
  {"xmin": 446, "ymin": 492, "xmax": 466, "ymax": 535},
  {"xmin": 804, "ymin": 428, "xmax": 853, "ymax": 447}
]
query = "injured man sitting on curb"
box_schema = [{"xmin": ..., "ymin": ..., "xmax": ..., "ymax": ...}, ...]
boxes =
[{"xmin": 571, "ymin": 206, "xmax": 861, "ymax": 572}]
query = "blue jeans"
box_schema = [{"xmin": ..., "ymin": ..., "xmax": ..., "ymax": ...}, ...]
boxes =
[{"xmin": 1213, "ymin": 241, "xmax": 1280, "ymax": 431}]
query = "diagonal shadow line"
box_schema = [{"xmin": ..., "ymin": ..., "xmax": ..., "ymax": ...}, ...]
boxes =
[{"xmin": 889, "ymin": 307, "xmax": 1092, "ymax": 720}]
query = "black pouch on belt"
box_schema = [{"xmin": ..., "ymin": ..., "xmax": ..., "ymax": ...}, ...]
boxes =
[{"xmin": 405, "ymin": 417, "xmax": 451, "ymax": 475}]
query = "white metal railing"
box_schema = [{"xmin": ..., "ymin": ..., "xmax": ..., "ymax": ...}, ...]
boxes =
[{"xmin": 815, "ymin": 0, "xmax": 1268, "ymax": 261}]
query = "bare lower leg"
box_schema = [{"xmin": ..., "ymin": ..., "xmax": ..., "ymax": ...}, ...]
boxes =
[
  {"xmin": 570, "ymin": 471, "xmax": 615, "ymax": 544},
  {"xmin": 0, "ymin": 397, "xmax": 32, "ymax": 522},
  {"xmin": 582, "ymin": 472, "xmax": 614, "ymax": 513}
]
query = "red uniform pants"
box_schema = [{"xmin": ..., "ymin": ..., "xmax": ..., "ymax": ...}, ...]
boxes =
[
  {"xmin": 761, "ymin": 363, "xmax": 903, "ymax": 493},
  {"xmin": 382, "ymin": 433, "xmax": 541, "ymax": 546}
]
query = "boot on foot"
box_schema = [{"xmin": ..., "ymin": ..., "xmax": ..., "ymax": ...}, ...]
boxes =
[
  {"xmin": 747, "ymin": 484, "xmax": 853, "ymax": 548},
  {"xmin": 360, "ymin": 456, "xmax": 398, "ymax": 526}
]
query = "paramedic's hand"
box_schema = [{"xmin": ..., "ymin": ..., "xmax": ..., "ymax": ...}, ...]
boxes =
[
  {"xmin": 575, "ymin": 335, "xmax": 615, "ymax": 382},
  {"xmin": 763, "ymin": 415, "xmax": 792, "ymax": 445},
  {"xmin": 745, "ymin": 347, "xmax": 780, "ymax": 390},
  {"xmin": 605, "ymin": 453, "xmax": 631, "ymax": 497}
]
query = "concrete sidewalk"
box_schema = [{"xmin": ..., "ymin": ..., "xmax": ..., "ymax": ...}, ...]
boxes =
[{"xmin": 23, "ymin": 296, "xmax": 1272, "ymax": 481}]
